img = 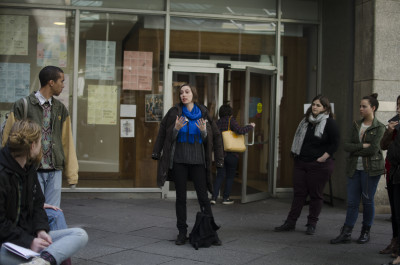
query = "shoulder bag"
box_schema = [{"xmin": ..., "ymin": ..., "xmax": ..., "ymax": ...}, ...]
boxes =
[{"xmin": 222, "ymin": 117, "xmax": 246, "ymax": 152}]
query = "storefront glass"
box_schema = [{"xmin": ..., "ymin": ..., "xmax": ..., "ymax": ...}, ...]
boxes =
[
  {"xmin": 277, "ymin": 23, "xmax": 319, "ymax": 188},
  {"xmin": 0, "ymin": 8, "xmax": 75, "ymax": 132},
  {"xmin": 170, "ymin": 0, "xmax": 276, "ymax": 18},
  {"xmin": 0, "ymin": 0, "xmax": 165, "ymax": 10},
  {"xmin": 76, "ymin": 12, "xmax": 164, "ymax": 188},
  {"xmin": 170, "ymin": 17, "xmax": 276, "ymax": 63}
]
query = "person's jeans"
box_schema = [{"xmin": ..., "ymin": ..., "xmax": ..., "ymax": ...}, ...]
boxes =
[
  {"xmin": 173, "ymin": 163, "xmax": 212, "ymax": 234},
  {"xmin": 213, "ymin": 153, "xmax": 239, "ymax": 200},
  {"xmin": 45, "ymin": 209, "xmax": 68, "ymax": 231},
  {"xmin": 37, "ymin": 170, "xmax": 62, "ymax": 207},
  {"xmin": 0, "ymin": 228, "xmax": 88, "ymax": 265},
  {"xmin": 344, "ymin": 170, "xmax": 381, "ymax": 227}
]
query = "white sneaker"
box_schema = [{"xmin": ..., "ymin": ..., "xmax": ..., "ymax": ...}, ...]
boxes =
[
  {"xmin": 210, "ymin": 198, "xmax": 216, "ymax": 205},
  {"xmin": 19, "ymin": 257, "xmax": 50, "ymax": 265}
]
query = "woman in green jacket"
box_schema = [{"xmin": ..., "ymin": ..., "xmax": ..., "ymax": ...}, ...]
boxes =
[{"xmin": 331, "ymin": 93, "xmax": 385, "ymax": 244}]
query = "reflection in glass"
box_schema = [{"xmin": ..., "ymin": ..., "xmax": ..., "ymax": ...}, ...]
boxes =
[
  {"xmin": 77, "ymin": 12, "xmax": 164, "ymax": 188},
  {"xmin": 170, "ymin": 17, "xmax": 276, "ymax": 63},
  {"xmin": 171, "ymin": 0, "xmax": 276, "ymax": 18}
]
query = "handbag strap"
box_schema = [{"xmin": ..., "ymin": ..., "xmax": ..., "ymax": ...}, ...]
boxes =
[{"xmin": 228, "ymin": 116, "xmax": 232, "ymax": 131}]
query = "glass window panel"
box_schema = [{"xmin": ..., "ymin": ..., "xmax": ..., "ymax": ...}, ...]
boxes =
[
  {"xmin": 0, "ymin": 8, "xmax": 75, "ymax": 128},
  {"xmin": 72, "ymin": 0, "xmax": 164, "ymax": 10},
  {"xmin": 0, "ymin": 0, "xmax": 66, "ymax": 4},
  {"xmin": 77, "ymin": 12, "xmax": 164, "ymax": 188},
  {"xmin": 0, "ymin": 0, "xmax": 165, "ymax": 10},
  {"xmin": 171, "ymin": 0, "xmax": 276, "ymax": 18},
  {"xmin": 277, "ymin": 23, "xmax": 318, "ymax": 188},
  {"xmin": 281, "ymin": 0, "xmax": 319, "ymax": 20},
  {"xmin": 170, "ymin": 17, "xmax": 276, "ymax": 63}
]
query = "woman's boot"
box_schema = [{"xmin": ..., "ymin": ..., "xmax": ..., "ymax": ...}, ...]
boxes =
[
  {"xmin": 330, "ymin": 225, "xmax": 353, "ymax": 244},
  {"xmin": 380, "ymin": 237, "xmax": 397, "ymax": 254},
  {"xmin": 357, "ymin": 225, "xmax": 371, "ymax": 244}
]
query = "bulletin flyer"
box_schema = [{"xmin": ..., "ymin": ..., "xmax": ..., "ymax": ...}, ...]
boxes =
[
  {"xmin": 37, "ymin": 27, "xmax": 67, "ymax": 67},
  {"xmin": 0, "ymin": 15, "xmax": 29, "ymax": 55},
  {"xmin": 87, "ymin": 85, "xmax": 118, "ymax": 125},
  {"xmin": 122, "ymin": 51, "xmax": 153, "ymax": 91},
  {"xmin": 85, "ymin": 40, "xmax": 116, "ymax": 80},
  {"xmin": 0, "ymin": 63, "xmax": 30, "ymax": 103}
]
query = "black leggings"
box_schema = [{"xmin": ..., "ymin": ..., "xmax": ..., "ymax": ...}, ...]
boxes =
[{"xmin": 173, "ymin": 163, "xmax": 213, "ymax": 233}]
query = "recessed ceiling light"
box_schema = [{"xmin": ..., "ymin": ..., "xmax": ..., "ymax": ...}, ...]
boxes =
[{"xmin": 54, "ymin": 22, "xmax": 65, "ymax": 26}]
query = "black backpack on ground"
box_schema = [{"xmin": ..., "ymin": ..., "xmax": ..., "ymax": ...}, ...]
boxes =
[{"xmin": 189, "ymin": 207, "xmax": 220, "ymax": 250}]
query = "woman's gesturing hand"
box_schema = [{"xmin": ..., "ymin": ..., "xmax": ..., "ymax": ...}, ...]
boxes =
[
  {"xmin": 196, "ymin": 118, "xmax": 207, "ymax": 132},
  {"xmin": 175, "ymin": 116, "xmax": 187, "ymax": 130}
]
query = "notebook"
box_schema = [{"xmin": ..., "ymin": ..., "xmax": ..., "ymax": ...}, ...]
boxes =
[{"xmin": 2, "ymin": 242, "xmax": 40, "ymax": 259}]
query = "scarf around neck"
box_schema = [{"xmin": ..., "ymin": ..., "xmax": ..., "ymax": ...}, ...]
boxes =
[
  {"xmin": 177, "ymin": 104, "xmax": 203, "ymax": 144},
  {"xmin": 291, "ymin": 113, "xmax": 329, "ymax": 155}
]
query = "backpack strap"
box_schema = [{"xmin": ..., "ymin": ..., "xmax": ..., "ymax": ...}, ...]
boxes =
[{"xmin": 22, "ymin": 97, "xmax": 28, "ymax": 119}]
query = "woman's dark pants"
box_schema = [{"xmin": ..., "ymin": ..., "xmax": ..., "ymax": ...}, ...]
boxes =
[
  {"xmin": 287, "ymin": 159, "xmax": 334, "ymax": 226},
  {"xmin": 173, "ymin": 163, "xmax": 213, "ymax": 234}
]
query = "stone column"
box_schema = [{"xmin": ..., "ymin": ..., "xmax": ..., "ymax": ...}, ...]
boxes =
[{"xmin": 354, "ymin": 0, "xmax": 400, "ymax": 213}]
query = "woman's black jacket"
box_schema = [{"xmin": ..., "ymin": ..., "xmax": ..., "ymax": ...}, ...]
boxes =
[
  {"xmin": 152, "ymin": 103, "xmax": 224, "ymax": 193},
  {"xmin": 0, "ymin": 146, "xmax": 49, "ymax": 248}
]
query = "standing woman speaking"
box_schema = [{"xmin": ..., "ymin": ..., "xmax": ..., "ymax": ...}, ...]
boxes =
[
  {"xmin": 274, "ymin": 95, "xmax": 340, "ymax": 235},
  {"xmin": 331, "ymin": 93, "xmax": 385, "ymax": 244},
  {"xmin": 152, "ymin": 84, "xmax": 224, "ymax": 246}
]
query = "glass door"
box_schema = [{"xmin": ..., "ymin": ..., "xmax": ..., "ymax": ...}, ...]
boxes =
[
  {"xmin": 165, "ymin": 66, "xmax": 224, "ymax": 198},
  {"xmin": 241, "ymin": 67, "xmax": 276, "ymax": 203}
]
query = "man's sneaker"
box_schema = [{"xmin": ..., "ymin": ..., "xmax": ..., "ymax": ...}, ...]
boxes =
[
  {"xmin": 210, "ymin": 198, "xmax": 217, "ymax": 205},
  {"xmin": 19, "ymin": 257, "xmax": 50, "ymax": 265},
  {"xmin": 222, "ymin": 198, "xmax": 234, "ymax": 205}
]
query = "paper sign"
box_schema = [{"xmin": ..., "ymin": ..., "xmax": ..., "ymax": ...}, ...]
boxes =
[
  {"xmin": 120, "ymin": 119, "xmax": 135, "ymax": 137},
  {"xmin": 120, "ymin": 104, "xmax": 136, "ymax": 118}
]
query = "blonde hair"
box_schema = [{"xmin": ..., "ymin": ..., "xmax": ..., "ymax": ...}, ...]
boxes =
[{"xmin": 8, "ymin": 120, "xmax": 41, "ymax": 159}]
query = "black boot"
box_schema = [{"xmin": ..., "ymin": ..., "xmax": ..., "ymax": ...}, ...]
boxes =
[
  {"xmin": 330, "ymin": 225, "xmax": 353, "ymax": 244},
  {"xmin": 274, "ymin": 221, "xmax": 295, "ymax": 232},
  {"xmin": 175, "ymin": 231, "xmax": 187, "ymax": 245},
  {"xmin": 357, "ymin": 225, "xmax": 371, "ymax": 244}
]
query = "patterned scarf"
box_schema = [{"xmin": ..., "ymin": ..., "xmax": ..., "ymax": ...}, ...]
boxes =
[
  {"xmin": 177, "ymin": 104, "xmax": 203, "ymax": 144},
  {"xmin": 291, "ymin": 113, "xmax": 329, "ymax": 155}
]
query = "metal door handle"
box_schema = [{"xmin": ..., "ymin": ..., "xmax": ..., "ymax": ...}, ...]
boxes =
[{"xmin": 246, "ymin": 128, "xmax": 255, "ymax": 146}]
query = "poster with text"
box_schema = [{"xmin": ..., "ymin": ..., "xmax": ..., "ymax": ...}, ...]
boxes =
[
  {"xmin": 37, "ymin": 27, "xmax": 67, "ymax": 67},
  {"xmin": 0, "ymin": 63, "xmax": 30, "ymax": 103},
  {"xmin": 123, "ymin": 51, "xmax": 152, "ymax": 90},
  {"xmin": 85, "ymin": 40, "xmax": 116, "ymax": 80},
  {"xmin": 87, "ymin": 85, "xmax": 118, "ymax": 125},
  {"xmin": 120, "ymin": 119, "xmax": 135, "ymax": 138},
  {"xmin": 145, "ymin": 94, "xmax": 163, "ymax": 122},
  {"xmin": 0, "ymin": 15, "xmax": 29, "ymax": 55}
]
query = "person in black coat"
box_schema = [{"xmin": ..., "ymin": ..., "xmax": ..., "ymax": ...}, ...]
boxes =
[
  {"xmin": 274, "ymin": 95, "xmax": 340, "ymax": 235},
  {"xmin": 152, "ymin": 84, "xmax": 224, "ymax": 246},
  {"xmin": 0, "ymin": 120, "xmax": 88, "ymax": 265}
]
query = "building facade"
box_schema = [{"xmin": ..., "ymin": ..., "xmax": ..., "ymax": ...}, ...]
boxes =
[{"xmin": 0, "ymin": 0, "xmax": 397, "ymax": 205}]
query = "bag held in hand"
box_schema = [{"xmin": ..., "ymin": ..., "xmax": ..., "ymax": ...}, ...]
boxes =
[
  {"xmin": 189, "ymin": 207, "xmax": 220, "ymax": 250},
  {"xmin": 222, "ymin": 116, "xmax": 246, "ymax": 152}
]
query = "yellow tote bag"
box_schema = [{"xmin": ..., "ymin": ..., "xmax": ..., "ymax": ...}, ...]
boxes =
[{"xmin": 222, "ymin": 117, "xmax": 246, "ymax": 152}]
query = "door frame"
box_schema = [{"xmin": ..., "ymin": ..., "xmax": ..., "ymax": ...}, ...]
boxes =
[{"xmin": 241, "ymin": 66, "xmax": 277, "ymax": 203}]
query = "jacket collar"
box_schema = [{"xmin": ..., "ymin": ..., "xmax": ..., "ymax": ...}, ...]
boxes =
[{"xmin": 355, "ymin": 116, "xmax": 380, "ymax": 129}]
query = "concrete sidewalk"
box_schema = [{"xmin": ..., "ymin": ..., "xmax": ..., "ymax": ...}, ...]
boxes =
[{"xmin": 61, "ymin": 196, "xmax": 393, "ymax": 265}]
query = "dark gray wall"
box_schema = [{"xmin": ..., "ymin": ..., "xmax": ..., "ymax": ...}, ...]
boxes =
[{"xmin": 321, "ymin": 0, "xmax": 355, "ymax": 199}]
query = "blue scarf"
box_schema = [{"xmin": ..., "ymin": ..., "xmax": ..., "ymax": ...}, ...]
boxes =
[{"xmin": 177, "ymin": 105, "xmax": 203, "ymax": 144}]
